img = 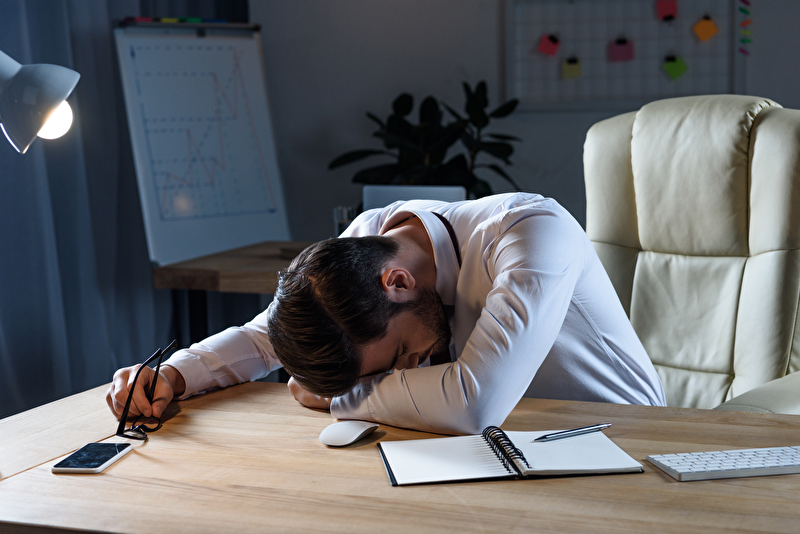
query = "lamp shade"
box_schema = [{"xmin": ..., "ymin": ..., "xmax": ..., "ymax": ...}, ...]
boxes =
[{"xmin": 0, "ymin": 50, "xmax": 80, "ymax": 154}]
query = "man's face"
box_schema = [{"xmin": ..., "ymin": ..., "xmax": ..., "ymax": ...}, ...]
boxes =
[{"xmin": 359, "ymin": 288, "xmax": 452, "ymax": 376}]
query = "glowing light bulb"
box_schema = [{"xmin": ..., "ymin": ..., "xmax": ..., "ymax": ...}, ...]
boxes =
[{"xmin": 37, "ymin": 100, "xmax": 74, "ymax": 140}]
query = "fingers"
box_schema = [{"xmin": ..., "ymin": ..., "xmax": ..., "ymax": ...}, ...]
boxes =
[
  {"xmin": 105, "ymin": 364, "xmax": 151, "ymax": 419},
  {"xmin": 149, "ymin": 374, "xmax": 176, "ymax": 419},
  {"xmin": 127, "ymin": 365, "xmax": 155, "ymax": 418}
]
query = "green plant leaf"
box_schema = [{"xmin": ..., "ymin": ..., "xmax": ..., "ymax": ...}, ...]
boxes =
[
  {"xmin": 352, "ymin": 163, "xmax": 403, "ymax": 184},
  {"xmin": 459, "ymin": 130, "xmax": 479, "ymax": 152},
  {"xmin": 474, "ymin": 81, "xmax": 488, "ymax": 109},
  {"xmin": 466, "ymin": 106, "xmax": 489, "ymax": 129},
  {"xmin": 328, "ymin": 149, "xmax": 389, "ymax": 169},
  {"xmin": 419, "ymin": 96, "xmax": 441, "ymax": 125},
  {"xmin": 392, "ymin": 93, "xmax": 414, "ymax": 117},
  {"xmin": 463, "ymin": 81, "xmax": 489, "ymax": 128},
  {"xmin": 427, "ymin": 120, "xmax": 467, "ymax": 155},
  {"xmin": 442, "ymin": 102, "xmax": 465, "ymax": 121},
  {"xmin": 383, "ymin": 115, "xmax": 417, "ymax": 150},
  {"xmin": 478, "ymin": 141, "xmax": 514, "ymax": 162},
  {"xmin": 489, "ymin": 99, "xmax": 519, "ymax": 118},
  {"xmin": 366, "ymin": 112, "xmax": 385, "ymax": 129},
  {"xmin": 486, "ymin": 132, "xmax": 522, "ymax": 142}
]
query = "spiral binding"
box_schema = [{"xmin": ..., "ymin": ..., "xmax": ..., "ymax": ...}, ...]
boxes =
[{"xmin": 481, "ymin": 426, "xmax": 532, "ymax": 476}]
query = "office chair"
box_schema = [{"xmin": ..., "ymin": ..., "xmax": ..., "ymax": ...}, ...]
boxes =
[{"xmin": 584, "ymin": 94, "xmax": 800, "ymax": 413}]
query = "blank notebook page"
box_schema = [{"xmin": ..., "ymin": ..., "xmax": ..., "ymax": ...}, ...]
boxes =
[{"xmin": 379, "ymin": 435, "xmax": 512, "ymax": 485}]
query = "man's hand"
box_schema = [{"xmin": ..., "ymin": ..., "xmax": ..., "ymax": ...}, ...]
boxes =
[
  {"xmin": 287, "ymin": 377, "xmax": 332, "ymax": 411},
  {"xmin": 106, "ymin": 364, "xmax": 186, "ymax": 420}
]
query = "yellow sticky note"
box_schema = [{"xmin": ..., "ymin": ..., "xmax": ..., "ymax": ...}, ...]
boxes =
[
  {"xmin": 562, "ymin": 58, "xmax": 581, "ymax": 79},
  {"xmin": 694, "ymin": 18, "xmax": 718, "ymax": 42}
]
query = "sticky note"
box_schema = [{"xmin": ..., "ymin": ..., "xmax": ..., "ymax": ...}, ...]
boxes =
[
  {"xmin": 538, "ymin": 34, "xmax": 560, "ymax": 56},
  {"xmin": 694, "ymin": 17, "xmax": 719, "ymax": 42},
  {"xmin": 562, "ymin": 57, "xmax": 581, "ymax": 79},
  {"xmin": 608, "ymin": 39, "xmax": 634, "ymax": 62},
  {"xmin": 663, "ymin": 56, "xmax": 688, "ymax": 80},
  {"xmin": 657, "ymin": 0, "xmax": 677, "ymax": 21}
]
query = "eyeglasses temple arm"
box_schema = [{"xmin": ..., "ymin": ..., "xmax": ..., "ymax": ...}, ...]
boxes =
[
  {"xmin": 147, "ymin": 339, "xmax": 177, "ymax": 403},
  {"xmin": 115, "ymin": 347, "xmax": 164, "ymax": 436}
]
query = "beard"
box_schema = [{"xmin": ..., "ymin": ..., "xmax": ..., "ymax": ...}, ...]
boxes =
[{"xmin": 405, "ymin": 287, "xmax": 452, "ymax": 362}]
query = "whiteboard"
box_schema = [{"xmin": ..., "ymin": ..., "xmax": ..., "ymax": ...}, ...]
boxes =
[
  {"xmin": 114, "ymin": 23, "xmax": 290, "ymax": 266},
  {"xmin": 506, "ymin": 0, "xmax": 745, "ymax": 111}
]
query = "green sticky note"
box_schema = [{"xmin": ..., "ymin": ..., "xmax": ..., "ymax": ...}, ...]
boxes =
[{"xmin": 664, "ymin": 56, "xmax": 688, "ymax": 80}]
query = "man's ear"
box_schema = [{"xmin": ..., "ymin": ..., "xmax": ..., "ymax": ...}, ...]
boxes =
[{"xmin": 381, "ymin": 267, "xmax": 416, "ymax": 302}]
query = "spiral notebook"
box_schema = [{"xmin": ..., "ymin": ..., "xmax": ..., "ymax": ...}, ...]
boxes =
[{"xmin": 377, "ymin": 426, "xmax": 642, "ymax": 486}]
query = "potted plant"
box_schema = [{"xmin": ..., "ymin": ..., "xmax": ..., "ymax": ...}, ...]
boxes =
[{"xmin": 328, "ymin": 81, "xmax": 522, "ymax": 199}]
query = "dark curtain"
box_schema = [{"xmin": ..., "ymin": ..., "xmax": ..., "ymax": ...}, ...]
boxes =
[{"xmin": 0, "ymin": 0, "xmax": 254, "ymax": 419}]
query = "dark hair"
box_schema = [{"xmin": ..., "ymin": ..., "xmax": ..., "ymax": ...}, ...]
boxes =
[{"xmin": 267, "ymin": 236, "xmax": 405, "ymax": 397}]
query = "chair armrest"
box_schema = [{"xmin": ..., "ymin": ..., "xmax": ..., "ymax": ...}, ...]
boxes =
[{"xmin": 714, "ymin": 371, "xmax": 800, "ymax": 414}]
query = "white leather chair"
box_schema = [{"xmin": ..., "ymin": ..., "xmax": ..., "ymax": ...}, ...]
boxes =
[{"xmin": 583, "ymin": 94, "xmax": 800, "ymax": 413}]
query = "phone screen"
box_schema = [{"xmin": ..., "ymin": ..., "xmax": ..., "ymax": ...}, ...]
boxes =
[{"xmin": 52, "ymin": 442, "xmax": 132, "ymax": 474}]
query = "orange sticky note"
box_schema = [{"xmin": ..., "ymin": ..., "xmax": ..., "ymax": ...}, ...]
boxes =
[{"xmin": 694, "ymin": 17, "xmax": 718, "ymax": 42}]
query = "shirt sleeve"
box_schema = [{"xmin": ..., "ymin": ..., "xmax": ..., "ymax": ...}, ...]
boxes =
[
  {"xmin": 163, "ymin": 307, "xmax": 282, "ymax": 398},
  {"xmin": 330, "ymin": 210, "xmax": 586, "ymax": 435},
  {"xmin": 159, "ymin": 206, "xmax": 390, "ymax": 400}
]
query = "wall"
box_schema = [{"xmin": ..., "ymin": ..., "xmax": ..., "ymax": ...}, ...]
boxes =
[
  {"xmin": 745, "ymin": 0, "xmax": 800, "ymax": 109},
  {"xmin": 251, "ymin": 0, "xmax": 793, "ymax": 241},
  {"xmin": 250, "ymin": 0, "xmax": 612, "ymax": 240}
]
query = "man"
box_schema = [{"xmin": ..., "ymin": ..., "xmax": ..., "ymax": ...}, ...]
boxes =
[{"xmin": 107, "ymin": 193, "xmax": 665, "ymax": 435}]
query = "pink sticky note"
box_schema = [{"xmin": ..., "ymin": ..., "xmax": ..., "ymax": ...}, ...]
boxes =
[
  {"xmin": 657, "ymin": 0, "xmax": 678, "ymax": 21},
  {"xmin": 537, "ymin": 34, "xmax": 560, "ymax": 56},
  {"xmin": 608, "ymin": 39, "xmax": 634, "ymax": 62}
]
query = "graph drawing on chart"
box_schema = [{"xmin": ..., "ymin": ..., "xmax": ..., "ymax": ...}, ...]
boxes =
[{"xmin": 127, "ymin": 42, "xmax": 279, "ymax": 221}]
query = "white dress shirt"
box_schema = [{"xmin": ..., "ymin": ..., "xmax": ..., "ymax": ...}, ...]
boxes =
[{"xmin": 164, "ymin": 193, "xmax": 665, "ymax": 435}]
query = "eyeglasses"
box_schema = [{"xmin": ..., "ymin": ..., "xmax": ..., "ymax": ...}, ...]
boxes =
[{"xmin": 116, "ymin": 340, "xmax": 177, "ymax": 441}]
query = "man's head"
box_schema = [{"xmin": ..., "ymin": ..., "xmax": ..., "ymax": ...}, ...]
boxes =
[{"xmin": 267, "ymin": 235, "xmax": 451, "ymax": 397}]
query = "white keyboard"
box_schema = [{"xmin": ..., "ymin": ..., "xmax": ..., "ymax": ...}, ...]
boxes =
[{"xmin": 647, "ymin": 446, "xmax": 800, "ymax": 481}]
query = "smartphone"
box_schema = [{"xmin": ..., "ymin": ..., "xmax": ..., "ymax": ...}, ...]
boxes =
[{"xmin": 52, "ymin": 442, "xmax": 132, "ymax": 474}]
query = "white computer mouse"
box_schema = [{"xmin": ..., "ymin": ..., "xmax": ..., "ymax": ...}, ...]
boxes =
[{"xmin": 319, "ymin": 420, "xmax": 379, "ymax": 447}]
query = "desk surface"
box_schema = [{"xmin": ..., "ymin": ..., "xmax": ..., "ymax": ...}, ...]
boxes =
[
  {"xmin": 152, "ymin": 241, "xmax": 313, "ymax": 294},
  {"xmin": 2, "ymin": 383, "xmax": 800, "ymax": 534}
]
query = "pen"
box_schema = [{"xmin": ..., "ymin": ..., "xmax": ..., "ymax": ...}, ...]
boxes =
[{"xmin": 533, "ymin": 422, "xmax": 612, "ymax": 442}]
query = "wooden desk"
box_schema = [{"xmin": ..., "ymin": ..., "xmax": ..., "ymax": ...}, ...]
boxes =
[
  {"xmin": 152, "ymin": 241, "xmax": 313, "ymax": 294},
  {"xmin": 151, "ymin": 241, "xmax": 312, "ymax": 342},
  {"xmin": 2, "ymin": 383, "xmax": 800, "ymax": 533}
]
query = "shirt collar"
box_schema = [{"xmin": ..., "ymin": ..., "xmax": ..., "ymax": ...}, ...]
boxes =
[{"xmin": 379, "ymin": 209, "xmax": 460, "ymax": 306}]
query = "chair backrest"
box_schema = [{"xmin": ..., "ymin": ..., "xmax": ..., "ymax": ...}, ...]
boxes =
[{"xmin": 584, "ymin": 95, "xmax": 800, "ymax": 408}]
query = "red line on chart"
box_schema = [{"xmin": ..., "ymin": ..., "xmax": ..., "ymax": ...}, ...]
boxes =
[{"xmin": 157, "ymin": 48, "xmax": 277, "ymax": 218}]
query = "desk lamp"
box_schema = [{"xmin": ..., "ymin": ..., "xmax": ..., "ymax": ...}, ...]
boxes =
[{"xmin": 0, "ymin": 49, "xmax": 80, "ymax": 154}]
